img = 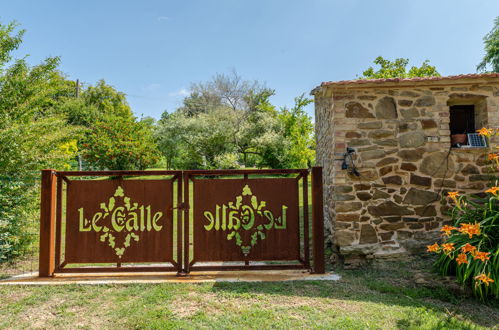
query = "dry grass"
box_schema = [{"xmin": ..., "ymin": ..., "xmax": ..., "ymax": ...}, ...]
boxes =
[{"xmin": 0, "ymin": 258, "xmax": 497, "ymax": 329}]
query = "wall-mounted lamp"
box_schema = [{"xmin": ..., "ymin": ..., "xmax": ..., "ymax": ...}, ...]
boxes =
[{"xmin": 341, "ymin": 147, "xmax": 360, "ymax": 176}]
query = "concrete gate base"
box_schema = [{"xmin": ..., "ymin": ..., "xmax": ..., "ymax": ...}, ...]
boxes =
[{"xmin": 1, "ymin": 270, "xmax": 340, "ymax": 285}]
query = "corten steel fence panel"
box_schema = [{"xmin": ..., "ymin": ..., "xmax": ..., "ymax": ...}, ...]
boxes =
[
  {"xmin": 182, "ymin": 169, "xmax": 320, "ymax": 273},
  {"xmin": 38, "ymin": 168, "xmax": 325, "ymax": 277},
  {"xmin": 64, "ymin": 180, "xmax": 174, "ymax": 263},
  {"xmin": 39, "ymin": 170, "xmax": 182, "ymax": 276},
  {"xmin": 193, "ymin": 178, "xmax": 300, "ymax": 262}
]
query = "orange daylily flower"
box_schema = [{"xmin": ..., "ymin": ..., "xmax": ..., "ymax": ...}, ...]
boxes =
[
  {"xmin": 485, "ymin": 187, "xmax": 499, "ymax": 196},
  {"xmin": 459, "ymin": 223, "xmax": 481, "ymax": 238},
  {"xmin": 475, "ymin": 273, "xmax": 495, "ymax": 286},
  {"xmin": 461, "ymin": 243, "xmax": 477, "ymax": 254},
  {"xmin": 473, "ymin": 251, "xmax": 491, "ymax": 262},
  {"xmin": 441, "ymin": 243, "xmax": 455, "ymax": 253},
  {"xmin": 426, "ymin": 243, "xmax": 440, "ymax": 253},
  {"xmin": 456, "ymin": 253, "xmax": 468, "ymax": 265},
  {"xmin": 447, "ymin": 191, "xmax": 464, "ymax": 210},
  {"xmin": 488, "ymin": 153, "xmax": 498, "ymax": 160},
  {"xmin": 440, "ymin": 225, "xmax": 456, "ymax": 236},
  {"xmin": 477, "ymin": 127, "xmax": 494, "ymax": 137}
]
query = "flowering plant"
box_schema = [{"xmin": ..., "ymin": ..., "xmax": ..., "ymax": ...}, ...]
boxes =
[
  {"xmin": 428, "ymin": 190, "xmax": 498, "ymax": 300},
  {"xmin": 477, "ymin": 127, "xmax": 499, "ymax": 170},
  {"xmin": 428, "ymin": 128, "xmax": 498, "ymax": 300}
]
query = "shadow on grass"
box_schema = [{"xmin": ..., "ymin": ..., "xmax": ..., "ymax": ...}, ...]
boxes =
[{"xmin": 210, "ymin": 259, "xmax": 499, "ymax": 328}]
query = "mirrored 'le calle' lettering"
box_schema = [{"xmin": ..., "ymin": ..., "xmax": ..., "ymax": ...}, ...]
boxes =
[{"xmin": 202, "ymin": 184, "xmax": 287, "ymax": 256}]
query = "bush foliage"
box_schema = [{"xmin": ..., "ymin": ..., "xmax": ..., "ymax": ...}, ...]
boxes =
[
  {"xmin": 155, "ymin": 72, "xmax": 315, "ymax": 169},
  {"xmin": 361, "ymin": 56, "xmax": 440, "ymax": 79},
  {"xmin": 428, "ymin": 128, "xmax": 499, "ymax": 301}
]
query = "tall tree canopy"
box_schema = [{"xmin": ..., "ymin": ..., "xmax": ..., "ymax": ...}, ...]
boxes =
[
  {"xmin": 0, "ymin": 21, "xmax": 161, "ymax": 262},
  {"xmin": 82, "ymin": 114, "xmax": 159, "ymax": 170},
  {"xmin": 0, "ymin": 22, "xmax": 79, "ymax": 261},
  {"xmin": 155, "ymin": 72, "xmax": 315, "ymax": 169},
  {"xmin": 477, "ymin": 16, "xmax": 499, "ymax": 73},
  {"xmin": 361, "ymin": 56, "xmax": 440, "ymax": 79},
  {"xmin": 57, "ymin": 79, "xmax": 160, "ymax": 170}
]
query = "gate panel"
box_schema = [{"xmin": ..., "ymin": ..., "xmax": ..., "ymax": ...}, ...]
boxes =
[
  {"xmin": 65, "ymin": 180, "xmax": 174, "ymax": 263},
  {"xmin": 193, "ymin": 178, "xmax": 300, "ymax": 262},
  {"xmin": 38, "ymin": 168, "xmax": 324, "ymax": 276}
]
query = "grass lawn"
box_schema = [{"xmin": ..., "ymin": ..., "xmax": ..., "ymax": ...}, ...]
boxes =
[
  {"xmin": 2, "ymin": 172, "xmax": 497, "ymax": 328},
  {"xmin": 1, "ymin": 258, "xmax": 498, "ymax": 329}
]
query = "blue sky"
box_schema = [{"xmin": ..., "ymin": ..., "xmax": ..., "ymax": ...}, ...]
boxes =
[{"xmin": 1, "ymin": 0, "xmax": 498, "ymax": 119}]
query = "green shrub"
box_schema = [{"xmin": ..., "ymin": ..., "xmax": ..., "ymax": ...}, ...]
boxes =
[{"xmin": 0, "ymin": 177, "xmax": 38, "ymax": 262}]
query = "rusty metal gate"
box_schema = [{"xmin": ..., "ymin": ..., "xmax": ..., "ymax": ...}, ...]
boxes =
[{"xmin": 38, "ymin": 168, "xmax": 324, "ymax": 277}]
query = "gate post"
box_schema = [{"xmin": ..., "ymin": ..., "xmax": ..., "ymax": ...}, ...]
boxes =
[
  {"xmin": 39, "ymin": 169, "xmax": 57, "ymax": 277},
  {"xmin": 311, "ymin": 166, "xmax": 325, "ymax": 274}
]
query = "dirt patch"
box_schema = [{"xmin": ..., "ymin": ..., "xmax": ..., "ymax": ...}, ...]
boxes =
[
  {"xmin": 170, "ymin": 289, "xmax": 364, "ymax": 319},
  {"xmin": 263, "ymin": 294, "xmax": 364, "ymax": 314},
  {"xmin": 21, "ymin": 297, "xmax": 63, "ymax": 328},
  {"xmin": 0, "ymin": 290, "xmax": 30, "ymax": 304},
  {"xmin": 171, "ymin": 291, "xmax": 230, "ymax": 318},
  {"xmin": 10, "ymin": 288, "xmax": 116, "ymax": 329},
  {"xmin": 171, "ymin": 299, "xmax": 202, "ymax": 318}
]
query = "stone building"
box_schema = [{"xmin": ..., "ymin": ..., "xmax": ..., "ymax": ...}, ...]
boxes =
[{"xmin": 312, "ymin": 73, "xmax": 499, "ymax": 267}]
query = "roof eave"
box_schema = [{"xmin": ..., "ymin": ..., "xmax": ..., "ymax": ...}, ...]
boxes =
[{"xmin": 311, "ymin": 73, "xmax": 499, "ymax": 95}]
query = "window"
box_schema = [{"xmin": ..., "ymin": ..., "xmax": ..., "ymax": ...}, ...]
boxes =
[
  {"xmin": 449, "ymin": 104, "xmax": 486, "ymax": 148},
  {"xmin": 450, "ymin": 105, "xmax": 475, "ymax": 135}
]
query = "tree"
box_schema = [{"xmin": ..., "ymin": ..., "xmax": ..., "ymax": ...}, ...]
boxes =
[
  {"xmin": 82, "ymin": 115, "xmax": 160, "ymax": 170},
  {"xmin": 78, "ymin": 81, "xmax": 158, "ymax": 171},
  {"xmin": 178, "ymin": 70, "xmax": 267, "ymax": 117},
  {"xmin": 477, "ymin": 16, "xmax": 499, "ymax": 73},
  {"xmin": 361, "ymin": 56, "xmax": 440, "ymax": 79},
  {"xmin": 0, "ymin": 20, "xmax": 162, "ymax": 262},
  {"xmin": 156, "ymin": 112, "xmax": 187, "ymax": 169},
  {"xmin": 0, "ymin": 21, "xmax": 79, "ymax": 261},
  {"xmin": 157, "ymin": 72, "xmax": 273, "ymax": 169},
  {"xmin": 234, "ymin": 89, "xmax": 281, "ymax": 167},
  {"xmin": 177, "ymin": 91, "xmax": 222, "ymax": 117},
  {"xmin": 57, "ymin": 80, "xmax": 134, "ymax": 127},
  {"xmin": 82, "ymin": 80, "xmax": 134, "ymax": 119},
  {"xmin": 156, "ymin": 108, "xmax": 239, "ymax": 169},
  {"xmin": 155, "ymin": 72, "xmax": 315, "ymax": 170},
  {"xmin": 0, "ymin": 20, "xmax": 78, "ymax": 176},
  {"xmin": 56, "ymin": 79, "xmax": 160, "ymax": 171},
  {"xmin": 277, "ymin": 94, "xmax": 315, "ymax": 168}
]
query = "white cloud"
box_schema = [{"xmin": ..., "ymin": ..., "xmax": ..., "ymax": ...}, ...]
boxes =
[
  {"xmin": 168, "ymin": 88, "xmax": 190, "ymax": 97},
  {"xmin": 157, "ymin": 16, "xmax": 169, "ymax": 22}
]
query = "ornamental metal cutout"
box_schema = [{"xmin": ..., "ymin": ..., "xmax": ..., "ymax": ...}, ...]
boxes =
[
  {"xmin": 202, "ymin": 184, "xmax": 288, "ymax": 256},
  {"xmin": 193, "ymin": 178, "xmax": 300, "ymax": 262},
  {"xmin": 77, "ymin": 185, "xmax": 164, "ymax": 258},
  {"xmin": 65, "ymin": 180, "xmax": 174, "ymax": 264}
]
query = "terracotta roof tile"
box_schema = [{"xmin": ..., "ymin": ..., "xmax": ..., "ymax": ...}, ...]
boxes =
[{"xmin": 320, "ymin": 73, "xmax": 499, "ymax": 87}]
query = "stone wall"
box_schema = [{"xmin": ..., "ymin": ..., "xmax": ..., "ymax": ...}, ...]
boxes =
[{"xmin": 313, "ymin": 80, "xmax": 499, "ymax": 268}]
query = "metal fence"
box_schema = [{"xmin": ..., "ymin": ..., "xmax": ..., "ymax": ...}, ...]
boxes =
[
  {"xmin": 184, "ymin": 169, "xmax": 317, "ymax": 273},
  {"xmin": 6, "ymin": 167, "xmax": 325, "ymax": 278}
]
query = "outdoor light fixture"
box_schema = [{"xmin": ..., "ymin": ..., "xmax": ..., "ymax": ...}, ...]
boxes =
[{"xmin": 341, "ymin": 147, "xmax": 360, "ymax": 176}]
